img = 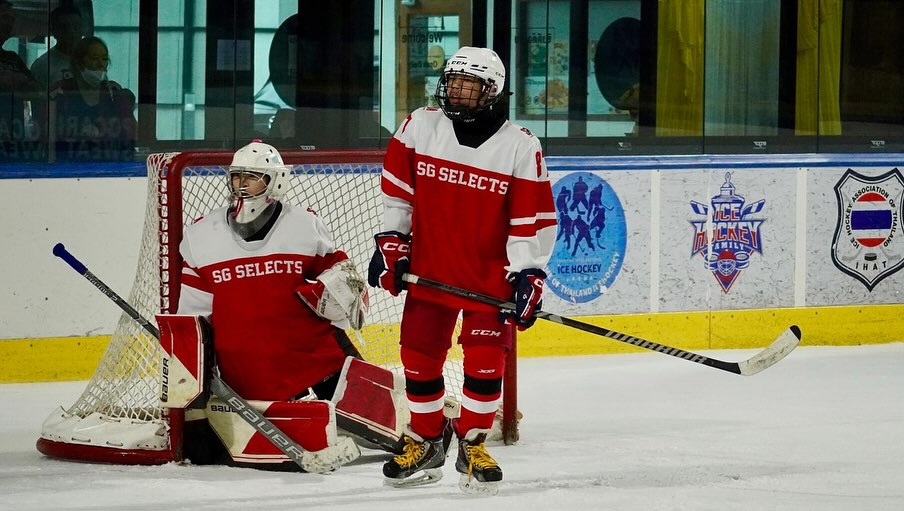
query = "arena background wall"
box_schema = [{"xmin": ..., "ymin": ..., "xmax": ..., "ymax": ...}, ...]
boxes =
[{"xmin": 2, "ymin": 154, "xmax": 903, "ymax": 383}]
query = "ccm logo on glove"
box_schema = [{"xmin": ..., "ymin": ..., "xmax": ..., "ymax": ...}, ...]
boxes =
[
  {"xmin": 503, "ymin": 268, "xmax": 547, "ymax": 331},
  {"xmin": 367, "ymin": 231, "xmax": 411, "ymax": 296},
  {"xmin": 381, "ymin": 241, "xmax": 410, "ymax": 252}
]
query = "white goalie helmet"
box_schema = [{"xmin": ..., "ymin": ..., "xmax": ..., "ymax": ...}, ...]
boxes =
[
  {"xmin": 435, "ymin": 46, "xmax": 506, "ymax": 122},
  {"xmin": 227, "ymin": 141, "xmax": 290, "ymax": 233}
]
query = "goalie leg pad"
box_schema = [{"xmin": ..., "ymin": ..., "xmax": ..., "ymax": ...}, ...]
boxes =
[
  {"xmin": 155, "ymin": 314, "xmax": 212, "ymax": 409},
  {"xmin": 332, "ymin": 357, "xmax": 408, "ymax": 453},
  {"xmin": 205, "ymin": 398, "xmax": 360, "ymax": 471}
]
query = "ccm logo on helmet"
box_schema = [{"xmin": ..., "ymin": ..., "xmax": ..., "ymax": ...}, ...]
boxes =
[{"xmin": 470, "ymin": 329, "xmax": 502, "ymax": 337}]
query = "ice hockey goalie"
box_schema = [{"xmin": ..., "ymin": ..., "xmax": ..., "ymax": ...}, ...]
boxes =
[{"xmin": 156, "ymin": 314, "xmax": 410, "ymax": 472}]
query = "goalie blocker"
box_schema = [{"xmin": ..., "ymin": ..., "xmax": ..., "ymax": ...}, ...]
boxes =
[{"xmin": 156, "ymin": 314, "xmax": 409, "ymax": 470}]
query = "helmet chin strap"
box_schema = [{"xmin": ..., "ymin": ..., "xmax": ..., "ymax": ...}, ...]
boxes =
[
  {"xmin": 228, "ymin": 200, "xmax": 280, "ymax": 240},
  {"xmin": 230, "ymin": 197, "xmax": 245, "ymax": 218}
]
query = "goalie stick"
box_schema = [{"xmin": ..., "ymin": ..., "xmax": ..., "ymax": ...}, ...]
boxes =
[
  {"xmin": 52, "ymin": 243, "xmax": 346, "ymax": 473},
  {"xmin": 402, "ymin": 273, "xmax": 801, "ymax": 376}
]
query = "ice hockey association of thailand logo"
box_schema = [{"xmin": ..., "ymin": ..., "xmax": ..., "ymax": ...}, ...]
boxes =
[
  {"xmin": 831, "ymin": 168, "xmax": 904, "ymax": 291},
  {"xmin": 546, "ymin": 172, "xmax": 626, "ymax": 303},
  {"xmin": 689, "ymin": 172, "xmax": 766, "ymax": 293}
]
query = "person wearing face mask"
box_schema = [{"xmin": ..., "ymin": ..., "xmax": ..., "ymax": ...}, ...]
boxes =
[{"xmin": 49, "ymin": 35, "xmax": 136, "ymax": 161}]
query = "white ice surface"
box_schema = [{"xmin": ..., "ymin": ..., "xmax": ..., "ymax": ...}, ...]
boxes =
[{"xmin": 1, "ymin": 344, "xmax": 903, "ymax": 511}]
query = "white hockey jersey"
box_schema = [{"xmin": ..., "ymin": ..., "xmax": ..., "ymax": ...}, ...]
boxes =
[
  {"xmin": 177, "ymin": 204, "xmax": 349, "ymax": 401},
  {"xmin": 381, "ymin": 106, "xmax": 557, "ymax": 311}
]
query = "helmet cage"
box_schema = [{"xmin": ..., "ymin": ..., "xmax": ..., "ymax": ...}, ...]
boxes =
[
  {"xmin": 435, "ymin": 71, "xmax": 500, "ymax": 122},
  {"xmin": 228, "ymin": 168, "xmax": 271, "ymax": 200}
]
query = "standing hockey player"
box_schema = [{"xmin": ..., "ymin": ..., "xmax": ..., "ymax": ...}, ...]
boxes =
[
  {"xmin": 368, "ymin": 46, "xmax": 557, "ymax": 493},
  {"xmin": 171, "ymin": 140, "xmax": 377, "ymax": 470}
]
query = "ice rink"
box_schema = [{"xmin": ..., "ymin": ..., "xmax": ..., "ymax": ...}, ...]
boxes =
[{"xmin": 2, "ymin": 343, "xmax": 902, "ymax": 511}]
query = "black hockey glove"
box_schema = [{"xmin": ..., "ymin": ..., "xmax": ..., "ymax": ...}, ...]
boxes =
[
  {"xmin": 502, "ymin": 268, "xmax": 547, "ymax": 331},
  {"xmin": 367, "ymin": 231, "xmax": 411, "ymax": 296}
]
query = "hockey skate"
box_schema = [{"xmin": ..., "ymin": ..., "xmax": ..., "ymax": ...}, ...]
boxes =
[
  {"xmin": 455, "ymin": 429, "xmax": 502, "ymax": 496},
  {"xmin": 383, "ymin": 423, "xmax": 452, "ymax": 488}
]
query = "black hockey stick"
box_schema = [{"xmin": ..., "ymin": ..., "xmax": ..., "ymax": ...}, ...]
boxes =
[
  {"xmin": 52, "ymin": 243, "xmax": 349, "ymax": 473},
  {"xmin": 402, "ymin": 273, "xmax": 800, "ymax": 376}
]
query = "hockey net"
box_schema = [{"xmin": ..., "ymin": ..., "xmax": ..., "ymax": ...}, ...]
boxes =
[{"xmin": 36, "ymin": 149, "xmax": 518, "ymax": 465}]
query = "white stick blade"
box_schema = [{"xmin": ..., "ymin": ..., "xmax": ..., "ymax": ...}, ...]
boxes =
[{"xmin": 737, "ymin": 326, "xmax": 802, "ymax": 376}]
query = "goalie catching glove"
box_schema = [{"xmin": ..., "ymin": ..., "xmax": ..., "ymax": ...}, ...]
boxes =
[
  {"xmin": 297, "ymin": 259, "xmax": 369, "ymax": 330},
  {"xmin": 367, "ymin": 231, "xmax": 411, "ymax": 296},
  {"xmin": 502, "ymin": 268, "xmax": 547, "ymax": 331}
]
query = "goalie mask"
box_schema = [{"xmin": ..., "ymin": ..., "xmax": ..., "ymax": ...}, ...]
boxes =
[
  {"xmin": 227, "ymin": 141, "xmax": 290, "ymax": 238},
  {"xmin": 435, "ymin": 46, "xmax": 506, "ymax": 123}
]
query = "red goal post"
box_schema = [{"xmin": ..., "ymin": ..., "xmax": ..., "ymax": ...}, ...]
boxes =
[{"xmin": 36, "ymin": 149, "xmax": 519, "ymax": 465}]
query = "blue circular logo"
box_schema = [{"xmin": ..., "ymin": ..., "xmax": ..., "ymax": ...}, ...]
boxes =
[{"xmin": 546, "ymin": 172, "xmax": 626, "ymax": 303}]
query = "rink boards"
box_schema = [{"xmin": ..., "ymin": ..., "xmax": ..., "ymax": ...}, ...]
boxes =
[{"xmin": 2, "ymin": 153, "xmax": 904, "ymax": 382}]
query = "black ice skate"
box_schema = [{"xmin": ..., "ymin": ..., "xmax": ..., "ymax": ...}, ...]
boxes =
[
  {"xmin": 455, "ymin": 429, "xmax": 502, "ymax": 495},
  {"xmin": 383, "ymin": 428, "xmax": 448, "ymax": 488}
]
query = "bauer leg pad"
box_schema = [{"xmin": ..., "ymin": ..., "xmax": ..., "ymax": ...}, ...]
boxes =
[
  {"xmin": 205, "ymin": 398, "xmax": 360, "ymax": 472},
  {"xmin": 156, "ymin": 314, "xmax": 212, "ymax": 409},
  {"xmin": 332, "ymin": 357, "xmax": 409, "ymax": 453}
]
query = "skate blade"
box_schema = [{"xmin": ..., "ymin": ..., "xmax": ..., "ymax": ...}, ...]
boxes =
[
  {"xmin": 458, "ymin": 474, "xmax": 499, "ymax": 496},
  {"xmin": 384, "ymin": 468, "xmax": 443, "ymax": 488}
]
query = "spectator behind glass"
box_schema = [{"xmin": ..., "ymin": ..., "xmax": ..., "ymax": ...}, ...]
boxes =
[
  {"xmin": 30, "ymin": 4, "xmax": 83, "ymax": 89},
  {"xmin": 0, "ymin": 0, "xmax": 40, "ymax": 152},
  {"xmin": 50, "ymin": 35, "xmax": 137, "ymax": 161}
]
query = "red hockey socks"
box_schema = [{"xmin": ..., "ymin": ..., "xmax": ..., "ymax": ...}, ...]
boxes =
[
  {"xmin": 400, "ymin": 346, "xmax": 447, "ymax": 440},
  {"xmin": 457, "ymin": 344, "xmax": 505, "ymax": 436}
]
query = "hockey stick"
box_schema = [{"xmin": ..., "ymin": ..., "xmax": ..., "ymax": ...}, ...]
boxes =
[
  {"xmin": 52, "ymin": 242, "xmax": 348, "ymax": 473},
  {"xmin": 402, "ymin": 273, "xmax": 800, "ymax": 376}
]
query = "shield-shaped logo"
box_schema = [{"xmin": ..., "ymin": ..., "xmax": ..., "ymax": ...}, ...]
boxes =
[
  {"xmin": 831, "ymin": 168, "xmax": 904, "ymax": 291},
  {"xmin": 689, "ymin": 172, "xmax": 766, "ymax": 293}
]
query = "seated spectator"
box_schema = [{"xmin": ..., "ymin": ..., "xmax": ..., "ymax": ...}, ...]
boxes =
[
  {"xmin": 30, "ymin": 4, "xmax": 83, "ymax": 90},
  {"xmin": 0, "ymin": 0, "xmax": 40, "ymax": 157},
  {"xmin": 49, "ymin": 35, "xmax": 137, "ymax": 161}
]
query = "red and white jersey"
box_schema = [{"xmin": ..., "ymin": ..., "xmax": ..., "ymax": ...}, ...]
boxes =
[
  {"xmin": 382, "ymin": 107, "xmax": 557, "ymax": 310},
  {"xmin": 177, "ymin": 205, "xmax": 348, "ymax": 401}
]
